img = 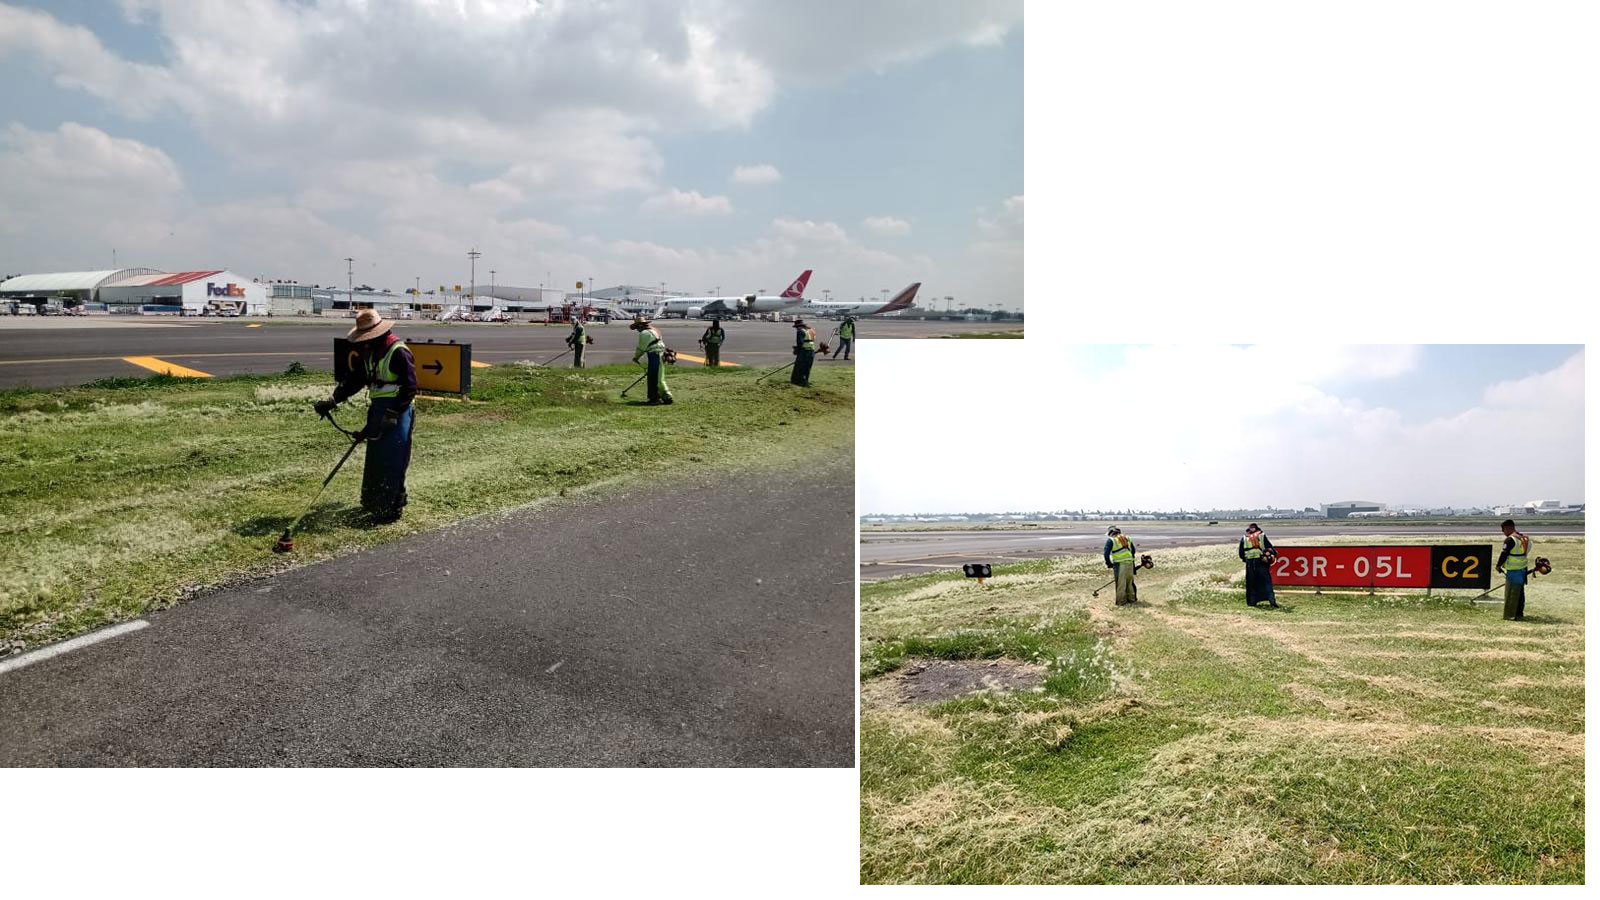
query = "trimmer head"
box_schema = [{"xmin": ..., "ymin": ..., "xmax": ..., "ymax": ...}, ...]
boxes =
[{"xmin": 272, "ymin": 530, "xmax": 296, "ymax": 553}]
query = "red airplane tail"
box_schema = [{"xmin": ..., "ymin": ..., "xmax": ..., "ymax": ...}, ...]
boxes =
[
  {"xmin": 877, "ymin": 282, "xmax": 920, "ymax": 313},
  {"xmin": 780, "ymin": 269, "xmax": 813, "ymax": 298}
]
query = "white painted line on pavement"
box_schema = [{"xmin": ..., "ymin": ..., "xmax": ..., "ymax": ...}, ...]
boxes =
[{"xmin": 0, "ymin": 620, "xmax": 150, "ymax": 677}]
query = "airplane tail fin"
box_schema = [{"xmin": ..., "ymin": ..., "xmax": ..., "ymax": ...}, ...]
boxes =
[
  {"xmin": 780, "ymin": 269, "xmax": 813, "ymax": 298},
  {"xmin": 879, "ymin": 282, "xmax": 920, "ymax": 313}
]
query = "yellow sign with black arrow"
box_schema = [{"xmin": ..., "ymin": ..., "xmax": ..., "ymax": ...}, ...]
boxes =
[{"xmin": 334, "ymin": 338, "xmax": 474, "ymax": 395}]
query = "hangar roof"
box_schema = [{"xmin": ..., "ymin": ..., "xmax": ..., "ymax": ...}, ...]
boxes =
[
  {"xmin": 104, "ymin": 270, "xmax": 223, "ymax": 287},
  {"xmin": 0, "ymin": 268, "xmax": 162, "ymax": 293}
]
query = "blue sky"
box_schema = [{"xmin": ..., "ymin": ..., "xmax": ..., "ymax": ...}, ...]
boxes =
[
  {"xmin": 860, "ymin": 344, "xmax": 1585, "ymax": 512},
  {"xmin": 0, "ymin": 1, "xmax": 1022, "ymax": 305}
]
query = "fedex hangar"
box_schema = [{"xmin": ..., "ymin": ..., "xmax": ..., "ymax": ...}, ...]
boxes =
[{"xmin": 0, "ymin": 268, "xmax": 267, "ymax": 314}]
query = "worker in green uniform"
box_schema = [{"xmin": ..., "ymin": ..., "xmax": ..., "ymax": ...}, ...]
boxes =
[
  {"xmin": 630, "ymin": 315, "xmax": 673, "ymax": 405},
  {"xmin": 1103, "ymin": 526, "xmax": 1139, "ymax": 605},
  {"xmin": 790, "ymin": 318, "xmax": 817, "ymax": 386},
  {"xmin": 1497, "ymin": 518, "xmax": 1531, "ymax": 620},
  {"xmin": 314, "ymin": 309, "xmax": 417, "ymax": 523},
  {"xmin": 567, "ymin": 317, "xmax": 587, "ymax": 368},
  {"xmin": 700, "ymin": 320, "xmax": 725, "ymax": 367},
  {"xmin": 832, "ymin": 316, "xmax": 855, "ymax": 360}
]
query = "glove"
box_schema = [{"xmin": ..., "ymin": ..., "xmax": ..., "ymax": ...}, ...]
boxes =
[{"xmin": 314, "ymin": 399, "xmax": 337, "ymax": 416}]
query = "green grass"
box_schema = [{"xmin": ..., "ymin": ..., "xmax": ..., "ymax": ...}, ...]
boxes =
[
  {"xmin": 860, "ymin": 538, "xmax": 1585, "ymax": 883},
  {"xmin": 0, "ymin": 360, "xmax": 852, "ymax": 651}
]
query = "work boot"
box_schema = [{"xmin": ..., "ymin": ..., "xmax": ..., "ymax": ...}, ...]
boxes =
[{"xmin": 662, "ymin": 396, "xmax": 674, "ymax": 405}]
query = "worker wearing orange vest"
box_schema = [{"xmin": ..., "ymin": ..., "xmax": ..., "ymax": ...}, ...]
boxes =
[
  {"xmin": 1496, "ymin": 519, "xmax": 1532, "ymax": 620},
  {"xmin": 790, "ymin": 319, "xmax": 817, "ymax": 386},
  {"xmin": 1239, "ymin": 523, "xmax": 1279, "ymax": 608}
]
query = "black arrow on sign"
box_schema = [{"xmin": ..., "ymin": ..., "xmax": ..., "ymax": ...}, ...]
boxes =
[{"xmin": 423, "ymin": 360, "xmax": 443, "ymax": 375}]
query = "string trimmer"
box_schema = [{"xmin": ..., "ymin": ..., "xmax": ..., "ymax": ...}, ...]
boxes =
[
  {"xmin": 1468, "ymin": 557, "xmax": 1554, "ymax": 602},
  {"xmin": 1092, "ymin": 554, "xmax": 1154, "ymax": 597},
  {"xmin": 272, "ymin": 411, "xmax": 365, "ymax": 553}
]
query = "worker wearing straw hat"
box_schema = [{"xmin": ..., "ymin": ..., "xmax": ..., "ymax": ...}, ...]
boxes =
[
  {"xmin": 313, "ymin": 309, "xmax": 417, "ymax": 522},
  {"xmin": 630, "ymin": 314, "xmax": 673, "ymax": 404}
]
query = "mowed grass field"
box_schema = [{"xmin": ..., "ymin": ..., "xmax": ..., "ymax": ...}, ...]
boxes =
[
  {"xmin": 860, "ymin": 536, "xmax": 1584, "ymax": 884},
  {"xmin": 0, "ymin": 361, "xmax": 851, "ymax": 652}
]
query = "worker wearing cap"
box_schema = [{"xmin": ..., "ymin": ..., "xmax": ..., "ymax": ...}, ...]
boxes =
[
  {"xmin": 1103, "ymin": 526, "xmax": 1139, "ymax": 605},
  {"xmin": 630, "ymin": 315, "xmax": 673, "ymax": 404},
  {"xmin": 1496, "ymin": 519, "xmax": 1532, "ymax": 621},
  {"xmin": 313, "ymin": 309, "xmax": 417, "ymax": 523},
  {"xmin": 832, "ymin": 316, "xmax": 856, "ymax": 360},
  {"xmin": 700, "ymin": 320, "xmax": 725, "ymax": 367},
  {"xmin": 791, "ymin": 318, "xmax": 817, "ymax": 386},
  {"xmin": 1240, "ymin": 523, "xmax": 1279, "ymax": 608},
  {"xmin": 567, "ymin": 317, "xmax": 588, "ymax": 368}
]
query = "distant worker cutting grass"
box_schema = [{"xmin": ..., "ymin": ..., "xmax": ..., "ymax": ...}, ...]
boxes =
[
  {"xmin": 1497, "ymin": 518, "xmax": 1533, "ymax": 620},
  {"xmin": 1239, "ymin": 522, "xmax": 1279, "ymax": 607},
  {"xmin": 832, "ymin": 316, "xmax": 855, "ymax": 360},
  {"xmin": 630, "ymin": 314, "xmax": 674, "ymax": 404},
  {"xmin": 699, "ymin": 320, "xmax": 725, "ymax": 367},
  {"xmin": 566, "ymin": 317, "xmax": 589, "ymax": 368},
  {"xmin": 1103, "ymin": 526, "xmax": 1139, "ymax": 605},
  {"xmin": 791, "ymin": 318, "xmax": 818, "ymax": 387},
  {"xmin": 312, "ymin": 309, "xmax": 416, "ymax": 523}
]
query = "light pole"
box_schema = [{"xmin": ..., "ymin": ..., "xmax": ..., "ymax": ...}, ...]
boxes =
[
  {"xmin": 345, "ymin": 257, "xmax": 354, "ymax": 310},
  {"xmin": 823, "ymin": 289, "xmax": 831, "ymax": 303},
  {"xmin": 490, "ymin": 269, "xmax": 496, "ymax": 303},
  {"xmin": 881, "ymin": 288, "xmax": 889, "ymax": 307},
  {"xmin": 467, "ymin": 248, "xmax": 481, "ymax": 310},
  {"xmin": 658, "ymin": 281, "xmax": 665, "ymax": 297}
]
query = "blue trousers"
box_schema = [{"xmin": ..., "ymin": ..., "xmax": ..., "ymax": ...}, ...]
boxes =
[
  {"xmin": 1245, "ymin": 559, "xmax": 1276, "ymax": 606},
  {"xmin": 361, "ymin": 399, "xmax": 413, "ymax": 517},
  {"xmin": 791, "ymin": 349, "xmax": 815, "ymax": 385}
]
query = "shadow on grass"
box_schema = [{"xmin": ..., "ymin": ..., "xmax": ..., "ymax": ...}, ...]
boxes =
[{"xmin": 233, "ymin": 503, "xmax": 368, "ymax": 538}]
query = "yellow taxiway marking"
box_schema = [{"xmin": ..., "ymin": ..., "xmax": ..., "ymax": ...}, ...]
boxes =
[
  {"xmin": 246, "ymin": 323, "xmax": 263, "ymax": 328},
  {"xmin": 470, "ymin": 360, "xmax": 492, "ymax": 368},
  {"xmin": 122, "ymin": 356, "xmax": 213, "ymax": 378},
  {"xmin": 672, "ymin": 352, "xmax": 739, "ymax": 367}
]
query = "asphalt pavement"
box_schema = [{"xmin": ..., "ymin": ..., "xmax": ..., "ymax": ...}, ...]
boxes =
[
  {"xmin": 861, "ymin": 522, "xmax": 1586, "ymax": 580},
  {"xmin": 0, "ymin": 315, "xmax": 1013, "ymax": 388},
  {"xmin": 0, "ymin": 457, "xmax": 855, "ymax": 766}
]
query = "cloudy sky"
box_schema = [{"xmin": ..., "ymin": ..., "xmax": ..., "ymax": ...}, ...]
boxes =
[
  {"xmin": 0, "ymin": 0, "xmax": 1021, "ymax": 304},
  {"xmin": 859, "ymin": 344, "xmax": 1585, "ymax": 513}
]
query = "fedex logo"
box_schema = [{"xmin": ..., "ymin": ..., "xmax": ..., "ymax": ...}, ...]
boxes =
[{"xmin": 207, "ymin": 282, "xmax": 245, "ymax": 297}]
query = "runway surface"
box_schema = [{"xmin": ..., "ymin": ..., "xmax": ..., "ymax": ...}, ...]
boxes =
[
  {"xmin": 0, "ymin": 316, "xmax": 1013, "ymax": 388},
  {"xmin": 0, "ymin": 458, "xmax": 855, "ymax": 767},
  {"xmin": 861, "ymin": 522, "xmax": 1586, "ymax": 581}
]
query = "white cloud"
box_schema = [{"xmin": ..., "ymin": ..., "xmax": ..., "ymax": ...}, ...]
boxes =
[
  {"xmin": 730, "ymin": 163, "xmax": 782, "ymax": 185},
  {"xmin": 0, "ymin": 2, "xmax": 1019, "ymax": 305},
  {"xmin": 859, "ymin": 345, "xmax": 1585, "ymax": 513},
  {"xmin": 771, "ymin": 218, "xmax": 850, "ymax": 243},
  {"xmin": 862, "ymin": 215, "xmax": 911, "ymax": 236},
  {"xmin": 641, "ymin": 188, "xmax": 734, "ymax": 216}
]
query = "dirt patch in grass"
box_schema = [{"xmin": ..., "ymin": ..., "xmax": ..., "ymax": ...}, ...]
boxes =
[{"xmin": 898, "ymin": 658, "xmax": 1046, "ymax": 704}]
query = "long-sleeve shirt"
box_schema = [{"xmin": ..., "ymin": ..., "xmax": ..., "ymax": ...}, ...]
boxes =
[
  {"xmin": 1104, "ymin": 537, "xmax": 1137, "ymax": 566},
  {"xmin": 333, "ymin": 335, "xmax": 416, "ymax": 408},
  {"xmin": 632, "ymin": 327, "xmax": 664, "ymax": 362},
  {"xmin": 1238, "ymin": 534, "xmax": 1276, "ymax": 562}
]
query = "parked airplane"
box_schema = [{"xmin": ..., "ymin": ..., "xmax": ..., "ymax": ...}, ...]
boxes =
[
  {"xmin": 794, "ymin": 282, "xmax": 920, "ymax": 318},
  {"xmin": 655, "ymin": 270, "xmax": 811, "ymax": 318}
]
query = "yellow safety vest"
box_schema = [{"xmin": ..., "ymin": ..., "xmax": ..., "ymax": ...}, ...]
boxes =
[
  {"xmin": 1109, "ymin": 534, "xmax": 1134, "ymax": 564},
  {"xmin": 366, "ymin": 340, "xmax": 408, "ymax": 399},
  {"xmin": 798, "ymin": 327, "xmax": 817, "ymax": 351},
  {"xmin": 1242, "ymin": 533, "xmax": 1265, "ymax": 560},
  {"xmin": 1505, "ymin": 532, "xmax": 1531, "ymax": 570}
]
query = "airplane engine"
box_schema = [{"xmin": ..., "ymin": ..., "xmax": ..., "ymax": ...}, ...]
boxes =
[{"xmin": 686, "ymin": 306, "xmax": 703, "ymax": 318}]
